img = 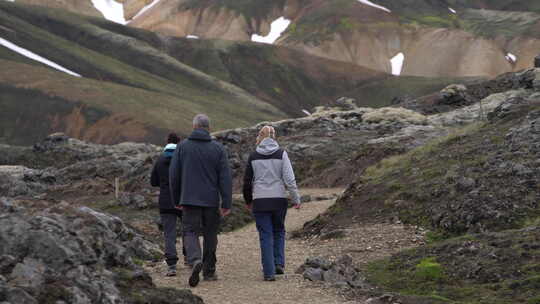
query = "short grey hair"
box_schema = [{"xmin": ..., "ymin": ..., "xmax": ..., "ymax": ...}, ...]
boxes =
[{"xmin": 193, "ymin": 114, "xmax": 210, "ymax": 129}]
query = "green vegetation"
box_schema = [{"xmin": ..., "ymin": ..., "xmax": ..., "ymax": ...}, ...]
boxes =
[
  {"xmin": 313, "ymin": 94, "xmax": 540, "ymax": 303},
  {"xmin": 284, "ymin": 0, "xmax": 359, "ymax": 45},
  {"xmin": 366, "ymin": 227, "xmax": 540, "ymax": 304},
  {"xmin": 346, "ymin": 75, "xmax": 481, "ymax": 108},
  {"xmin": 460, "ymin": 9, "xmax": 540, "ymax": 39},
  {"xmin": 415, "ymin": 257, "xmax": 444, "ymax": 281}
]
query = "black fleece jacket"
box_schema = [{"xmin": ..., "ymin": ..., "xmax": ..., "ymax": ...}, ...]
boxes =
[{"xmin": 169, "ymin": 129, "xmax": 232, "ymax": 209}]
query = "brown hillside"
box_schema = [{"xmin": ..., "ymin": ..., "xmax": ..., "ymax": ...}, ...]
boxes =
[{"xmin": 128, "ymin": 0, "xmax": 540, "ymax": 78}]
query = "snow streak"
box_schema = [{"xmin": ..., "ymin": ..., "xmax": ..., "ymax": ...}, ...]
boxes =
[
  {"xmin": 0, "ymin": 37, "xmax": 81, "ymax": 77},
  {"xmin": 357, "ymin": 0, "xmax": 391, "ymax": 13},
  {"xmin": 129, "ymin": 0, "xmax": 160, "ymax": 22}
]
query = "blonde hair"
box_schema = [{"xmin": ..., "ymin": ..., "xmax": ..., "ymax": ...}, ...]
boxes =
[{"xmin": 256, "ymin": 125, "xmax": 276, "ymax": 145}]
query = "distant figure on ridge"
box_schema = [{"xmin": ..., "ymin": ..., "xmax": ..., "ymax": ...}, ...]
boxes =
[
  {"xmin": 243, "ymin": 125, "xmax": 301, "ymax": 281},
  {"xmin": 150, "ymin": 133, "xmax": 186, "ymax": 277},
  {"xmin": 169, "ymin": 114, "xmax": 232, "ymax": 287}
]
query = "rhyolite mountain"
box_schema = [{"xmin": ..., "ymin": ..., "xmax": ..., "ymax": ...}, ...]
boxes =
[
  {"xmin": 128, "ymin": 0, "xmax": 540, "ymax": 78},
  {"xmin": 0, "ymin": 1, "xmax": 470, "ymax": 145}
]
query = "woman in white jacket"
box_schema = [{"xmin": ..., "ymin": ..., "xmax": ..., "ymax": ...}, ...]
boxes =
[{"xmin": 243, "ymin": 126, "xmax": 301, "ymax": 281}]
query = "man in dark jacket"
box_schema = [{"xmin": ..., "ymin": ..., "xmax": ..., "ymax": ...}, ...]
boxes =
[
  {"xmin": 151, "ymin": 133, "xmax": 185, "ymax": 277},
  {"xmin": 169, "ymin": 114, "xmax": 232, "ymax": 287}
]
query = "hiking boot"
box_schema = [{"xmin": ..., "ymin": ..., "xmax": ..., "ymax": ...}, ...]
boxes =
[
  {"xmin": 165, "ymin": 266, "xmax": 177, "ymax": 277},
  {"xmin": 275, "ymin": 265, "xmax": 284, "ymax": 275},
  {"xmin": 264, "ymin": 276, "xmax": 276, "ymax": 281},
  {"xmin": 189, "ymin": 261, "xmax": 203, "ymax": 287},
  {"xmin": 204, "ymin": 273, "xmax": 219, "ymax": 281}
]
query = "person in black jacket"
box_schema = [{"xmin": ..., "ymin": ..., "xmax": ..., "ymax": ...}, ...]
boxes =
[
  {"xmin": 151, "ymin": 133, "xmax": 185, "ymax": 277},
  {"xmin": 169, "ymin": 114, "xmax": 232, "ymax": 287}
]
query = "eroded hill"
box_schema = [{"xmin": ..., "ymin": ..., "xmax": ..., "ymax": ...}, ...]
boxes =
[{"xmin": 129, "ymin": 0, "xmax": 540, "ymax": 78}]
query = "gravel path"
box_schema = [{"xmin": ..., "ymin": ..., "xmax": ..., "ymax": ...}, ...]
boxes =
[
  {"xmin": 145, "ymin": 188, "xmax": 422, "ymax": 304},
  {"xmin": 146, "ymin": 190, "xmax": 348, "ymax": 304}
]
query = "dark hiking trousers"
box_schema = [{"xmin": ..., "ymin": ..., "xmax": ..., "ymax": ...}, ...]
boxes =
[
  {"xmin": 161, "ymin": 213, "xmax": 187, "ymax": 266},
  {"xmin": 182, "ymin": 206, "xmax": 220, "ymax": 276}
]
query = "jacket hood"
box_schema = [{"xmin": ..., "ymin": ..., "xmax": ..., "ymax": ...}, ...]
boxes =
[
  {"xmin": 256, "ymin": 138, "xmax": 280, "ymax": 155},
  {"xmin": 189, "ymin": 128, "xmax": 212, "ymax": 141},
  {"xmin": 163, "ymin": 143, "xmax": 176, "ymax": 157}
]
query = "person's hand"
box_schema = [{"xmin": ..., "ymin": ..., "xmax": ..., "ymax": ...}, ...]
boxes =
[
  {"xmin": 246, "ymin": 204, "xmax": 252, "ymax": 211},
  {"xmin": 175, "ymin": 205, "xmax": 183, "ymax": 210},
  {"xmin": 293, "ymin": 204, "xmax": 301, "ymax": 210},
  {"xmin": 220, "ymin": 208, "xmax": 231, "ymax": 217}
]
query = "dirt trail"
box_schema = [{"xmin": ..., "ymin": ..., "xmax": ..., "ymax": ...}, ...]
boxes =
[{"xmin": 145, "ymin": 189, "xmax": 422, "ymax": 304}]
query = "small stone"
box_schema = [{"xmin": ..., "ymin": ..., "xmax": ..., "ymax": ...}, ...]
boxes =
[
  {"xmin": 303, "ymin": 267, "xmax": 324, "ymax": 281},
  {"xmin": 300, "ymin": 195, "xmax": 312, "ymax": 203},
  {"xmin": 336, "ymin": 254, "xmax": 353, "ymax": 267},
  {"xmin": 320, "ymin": 229, "xmax": 347, "ymax": 240},
  {"xmin": 305, "ymin": 257, "xmax": 332, "ymax": 270},
  {"xmin": 322, "ymin": 267, "xmax": 346, "ymax": 283},
  {"xmin": 457, "ymin": 177, "xmax": 476, "ymax": 191},
  {"xmin": 132, "ymin": 194, "xmax": 148, "ymax": 209}
]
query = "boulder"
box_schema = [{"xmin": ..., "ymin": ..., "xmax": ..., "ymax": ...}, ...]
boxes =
[
  {"xmin": 0, "ymin": 199, "xmax": 201, "ymax": 304},
  {"xmin": 334, "ymin": 97, "xmax": 358, "ymax": 111}
]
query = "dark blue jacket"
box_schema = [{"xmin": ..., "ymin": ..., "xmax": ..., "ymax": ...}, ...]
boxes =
[
  {"xmin": 151, "ymin": 147, "xmax": 182, "ymax": 215},
  {"xmin": 169, "ymin": 129, "xmax": 232, "ymax": 209}
]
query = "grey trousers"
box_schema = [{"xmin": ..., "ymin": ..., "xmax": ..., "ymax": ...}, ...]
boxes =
[
  {"xmin": 161, "ymin": 213, "xmax": 180, "ymax": 266},
  {"xmin": 182, "ymin": 206, "xmax": 220, "ymax": 276}
]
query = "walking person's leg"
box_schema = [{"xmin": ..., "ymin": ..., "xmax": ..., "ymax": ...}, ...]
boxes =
[
  {"xmin": 183, "ymin": 206, "xmax": 205, "ymax": 286},
  {"xmin": 254, "ymin": 212, "xmax": 276, "ymax": 280},
  {"xmin": 272, "ymin": 208, "xmax": 287, "ymax": 274},
  {"xmin": 178, "ymin": 212, "xmax": 190, "ymax": 267},
  {"xmin": 161, "ymin": 213, "xmax": 179, "ymax": 276},
  {"xmin": 201, "ymin": 207, "xmax": 220, "ymax": 280}
]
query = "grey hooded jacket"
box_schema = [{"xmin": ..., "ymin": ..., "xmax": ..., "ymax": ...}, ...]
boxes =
[{"xmin": 243, "ymin": 138, "xmax": 300, "ymax": 211}]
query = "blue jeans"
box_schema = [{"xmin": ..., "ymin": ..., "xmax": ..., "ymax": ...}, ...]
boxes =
[{"xmin": 253, "ymin": 209, "xmax": 287, "ymax": 278}]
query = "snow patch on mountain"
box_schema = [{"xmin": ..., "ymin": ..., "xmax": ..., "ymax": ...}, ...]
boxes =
[
  {"xmin": 0, "ymin": 37, "xmax": 81, "ymax": 77},
  {"xmin": 357, "ymin": 0, "xmax": 391, "ymax": 13},
  {"xmin": 391, "ymin": 53, "xmax": 405, "ymax": 76},
  {"xmin": 449, "ymin": 7, "xmax": 457, "ymax": 14},
  {"xmin": 187, "ymin": 35, "xmax": 199, "ymax": 39},
  {"xmin": 129, "ymin": 0, "xmax": 160, "ymax": 22},
  {"xmin": 91, "ymin": 0, "xmax": 126, "ymax": 24},
  {"xmin": 251, "ymin": 17, "xmax": 290, "ymax": 44},
  {"xmin": 506, "ymin": 53, "xmax": 517, "ymax": 63}
]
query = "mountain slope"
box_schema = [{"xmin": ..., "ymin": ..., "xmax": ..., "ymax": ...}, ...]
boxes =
[
  {"xmin": 129, "ymin": 0, "xmax": 540, "ymax": 78},
  {"xmin": 1, "ymin": 1, "xmax": 409, "ymax": 145}
]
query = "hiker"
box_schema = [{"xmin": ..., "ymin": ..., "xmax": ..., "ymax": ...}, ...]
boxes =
[
  {"xmin": 169, "ymin": 114, "xmax": 232, "ymax": 287},
  {"xmin": 242, "ymin": 125, "xmax": 301, "ymax": 281},
  {"xmin": 150, "ymin": 133, "xmax": 186, "ymax": 277}
]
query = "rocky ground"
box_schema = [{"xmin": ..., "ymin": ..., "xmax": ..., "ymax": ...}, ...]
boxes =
[
  {"xmin": 2, "ymin": 67, "xmax": 540, "ymax": 303},
  {"xmin": 0, "ymin": 197, "xmax": 202, "ymax": 304},
  {"xmin": 297, "ymin": 68, "xmax": 540, "ymax": 303}
]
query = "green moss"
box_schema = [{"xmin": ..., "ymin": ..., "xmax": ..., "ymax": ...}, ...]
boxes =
[
  {"xmin": 415, "ymin": 257, "xmax": 444, "ymax": 281},
  {"xmin": 528, "ymin": 296, "xmax": 540, "ymax": 304},
  {"xmin": 37, "ymin": 283, "xmax": 72, "ymax": 304}
]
